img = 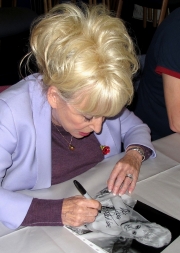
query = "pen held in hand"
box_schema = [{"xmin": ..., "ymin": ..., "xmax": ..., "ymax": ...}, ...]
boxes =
[
  {"xmin": 73, "ymin": 180, "xmax": 92, "ymax": 199},
  {"xmin": 73, "ymin": 180, "xmax": 101, "ymax": 213}
]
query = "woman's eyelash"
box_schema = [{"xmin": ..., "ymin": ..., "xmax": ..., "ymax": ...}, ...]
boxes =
[{"xmin": 84, "ymin": 116, "xmax": 93, "ymax": 122}]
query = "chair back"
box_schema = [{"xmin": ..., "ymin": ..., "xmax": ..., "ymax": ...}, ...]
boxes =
[
  {"xmin": 43, "ymin": 0, "xmax": 123, "ymax": 18},
  {"xmin": 0, "ymin": 86, "xmax": 10, "ymax": 92},
  {"xmin": 135, "ymin": 0, "xmax": 169, "ymax": 28}
]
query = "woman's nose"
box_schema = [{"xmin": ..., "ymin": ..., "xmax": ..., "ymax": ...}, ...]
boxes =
[{"xmin": 90, "ymin": 117, "xmax": 104, "ymax": 133}]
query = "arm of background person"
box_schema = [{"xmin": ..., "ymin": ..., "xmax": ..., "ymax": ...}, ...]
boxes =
[{"xmin": 163, "ymin": 73, "xmax": 180, "ymax": 133}]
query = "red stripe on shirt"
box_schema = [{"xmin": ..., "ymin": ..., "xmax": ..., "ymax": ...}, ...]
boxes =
[{"xmin": 156, "ymin": 66, "xmax": 180, "ymax": 79}]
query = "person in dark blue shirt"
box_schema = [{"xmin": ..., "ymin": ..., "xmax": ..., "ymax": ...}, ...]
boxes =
[{"xmin": 134, "ymin": 8, "xmax": 180, "ymax": 140}]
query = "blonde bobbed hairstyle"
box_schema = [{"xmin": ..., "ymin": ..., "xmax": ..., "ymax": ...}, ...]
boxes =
[{"xmin": 29, "ymin": 3, "xmax": 138, "ymax": 117}]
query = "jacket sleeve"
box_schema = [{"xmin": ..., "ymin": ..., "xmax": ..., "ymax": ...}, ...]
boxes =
[
  {"xmin": 0, "ymin": 100, "xmax": 33, "ymax": 229},
  {"xmin": 120, "ymin": 108, "xmax": 156, "ymax": 157}
]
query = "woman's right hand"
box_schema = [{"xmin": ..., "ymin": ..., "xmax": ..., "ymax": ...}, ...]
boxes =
[{"xmin": 62, "ymin": 196, "xmax": 101, "ymax": 227}]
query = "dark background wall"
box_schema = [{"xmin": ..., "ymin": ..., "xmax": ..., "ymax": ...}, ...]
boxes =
[{"xmin": 0, "ymin": 0, "xmax": 179, "ymax": 86}]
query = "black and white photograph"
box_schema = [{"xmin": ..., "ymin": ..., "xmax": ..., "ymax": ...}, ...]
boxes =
[{"xmin": 66, "ymin": 187, "xmax": 180, "ymax": 253}]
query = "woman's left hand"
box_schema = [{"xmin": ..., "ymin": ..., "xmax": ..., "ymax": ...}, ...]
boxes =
[{"xmin": 107, "ymin": 150, "xmax": 142, "ymax": 196}]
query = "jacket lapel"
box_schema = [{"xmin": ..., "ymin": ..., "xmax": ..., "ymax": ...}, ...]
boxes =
[{"xmin": 29, "ymin": 77, "xmax": 52, "ymax": 189}]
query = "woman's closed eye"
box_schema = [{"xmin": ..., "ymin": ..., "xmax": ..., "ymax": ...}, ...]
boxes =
[{"xmin": 84, "ymin": 116, "xmax": 93, "ymax": 122}]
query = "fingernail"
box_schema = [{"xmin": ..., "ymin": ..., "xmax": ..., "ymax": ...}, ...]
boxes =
[
  {"xmin": 113, "ymin": 192, "xmax": 116, "ymax": 196},
  {"xmin": 119, "ymin": 193, "xmax": 122, "ymax": 196},
  {"xmin": 108, "ymin": 189, "xmax": 112, "ymax": 192}
]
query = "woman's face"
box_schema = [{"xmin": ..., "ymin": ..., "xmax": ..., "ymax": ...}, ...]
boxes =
[
  {"xmin": 48, "ymin": 87, "xmax": 105, "ymax": 138},
  {"xmin": 121, "ymin": 222, "xmax": 149, "ymax": 238}
]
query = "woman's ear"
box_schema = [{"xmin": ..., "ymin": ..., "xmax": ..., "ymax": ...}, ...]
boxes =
[{"xmin": 47, "ymin": 86, "xmax": 59, "ymax": 109}]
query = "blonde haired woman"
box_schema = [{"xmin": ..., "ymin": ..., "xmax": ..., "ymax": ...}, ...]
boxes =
[{"xmin": 0, "ymin": 3, "xmax": 155, "ymax": 231}]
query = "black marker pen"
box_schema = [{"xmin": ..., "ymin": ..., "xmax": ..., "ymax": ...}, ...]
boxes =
[
  {"xmin": 73, "ymin": 180, "xmax": 101, "ymax": 213},
  {"xmin": 73, "ymin": 180, "xmax": 92, "ymax": 199}
]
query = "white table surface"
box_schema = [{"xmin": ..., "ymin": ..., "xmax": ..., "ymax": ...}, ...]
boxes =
[
  {"xmin": 0, "ymin": 133, "xmax": 180, "ymax": 253},
  {"xmin": 153, "ymin": 133, "xmax": 180, "ymax": 163}
]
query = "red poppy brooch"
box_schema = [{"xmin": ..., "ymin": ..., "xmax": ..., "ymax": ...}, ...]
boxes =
[{"xmin": 100, "ymin": 145, "xmax": 110, "ymax": 155}]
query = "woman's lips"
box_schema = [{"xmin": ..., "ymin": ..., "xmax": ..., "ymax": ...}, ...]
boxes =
[{"xmin": 79, "ymin": 132, "xmax": 91, "ymax": 137}]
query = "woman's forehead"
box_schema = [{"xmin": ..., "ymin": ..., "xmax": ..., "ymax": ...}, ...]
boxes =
[
  {"xmin": 70, "ymin": 94, "xmax": 100, "ymax": 115},
  {"xmin": 65, "ymin": 88, "xmax": 120, "ymax": 117}
]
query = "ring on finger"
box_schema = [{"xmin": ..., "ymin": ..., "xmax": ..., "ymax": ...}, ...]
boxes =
[{"xmin": 126, "ymin": 173, "xmax": 133, "ymax": 180}]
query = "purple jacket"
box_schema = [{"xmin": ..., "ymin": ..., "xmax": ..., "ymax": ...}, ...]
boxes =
[{"xmin": 0, "ymin": 74, "xmax": 155, "ymax": 229}]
